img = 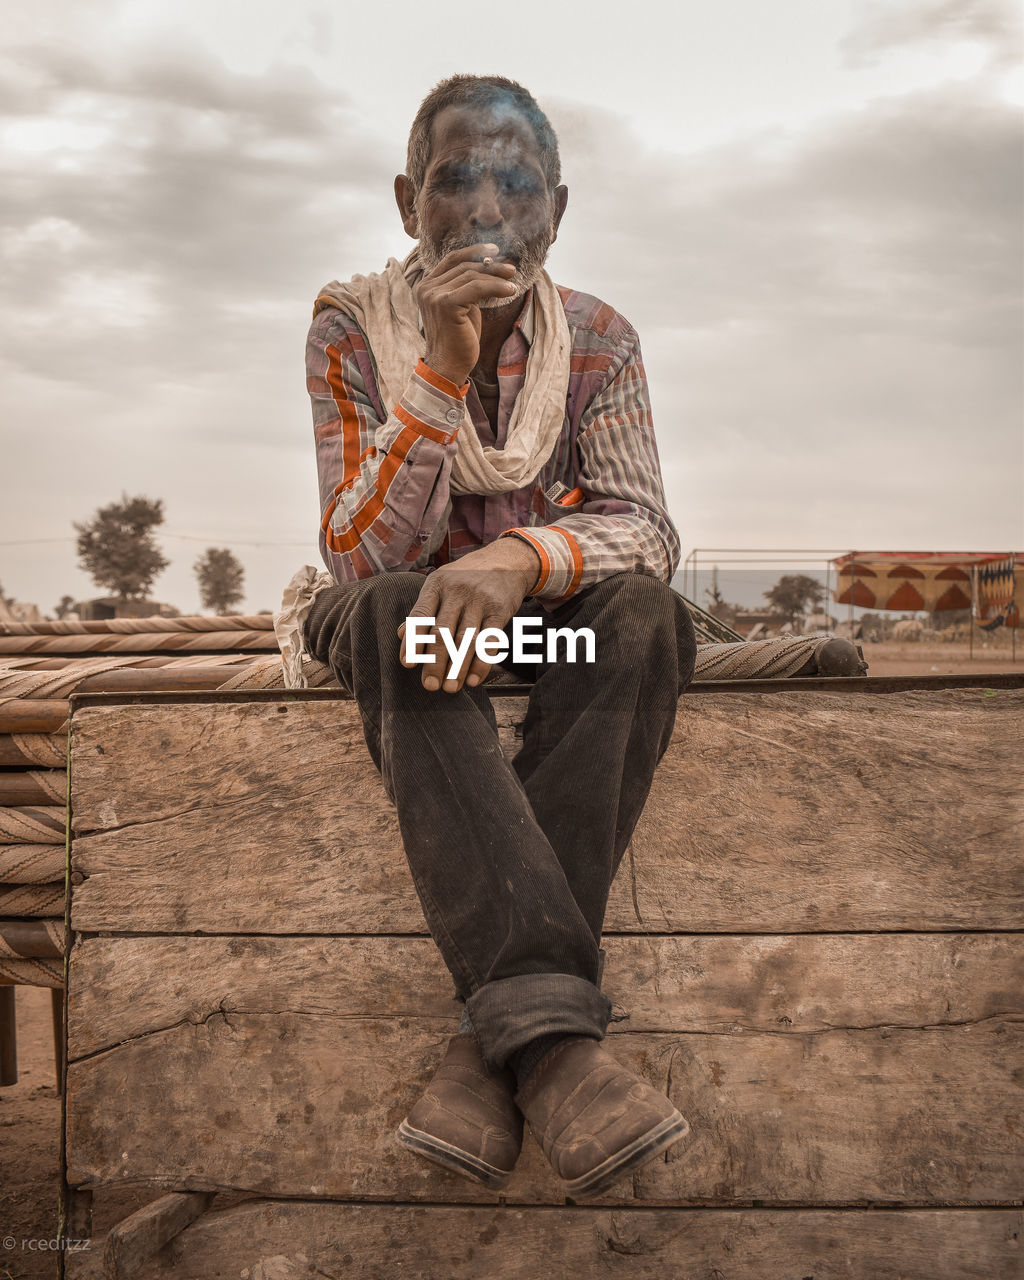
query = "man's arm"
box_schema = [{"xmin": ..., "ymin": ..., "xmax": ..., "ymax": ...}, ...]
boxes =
[
  {"xmin": 500, "ymin": 325, "xmax": 680, "ymax": 600},
  {"xmin": 308, "ymin": 309, "xmax": 466, "ymax": 581},
  {"xmin": 309, "ymin": 245, "xmax": 522, "ymax": 581}
]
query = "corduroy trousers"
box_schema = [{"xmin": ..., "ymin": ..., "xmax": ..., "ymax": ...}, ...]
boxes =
[{"xmin": 304, "ymin": 570, "xmax": 696, "ymax": 1068}]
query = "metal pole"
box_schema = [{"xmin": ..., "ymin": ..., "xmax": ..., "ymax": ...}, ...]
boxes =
[{"xmin": 970, "ymin": 566, "xmax": 975, "ymax": 662}]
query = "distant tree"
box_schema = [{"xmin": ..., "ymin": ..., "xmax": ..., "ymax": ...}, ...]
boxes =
[
  {"xmin": 74, "ymin": 495, "xmax": 169, "ymax": 603},
  {"xmin": 763, "ymin": 574, "xmax": 825, "ymax": 626},
  {"xmin": 194, "ymin": 547, "xmax": 245, "ymax": 614},
  {"xmin": 55, "ymin": 595, "xmax": 77, "ymax": 619}
]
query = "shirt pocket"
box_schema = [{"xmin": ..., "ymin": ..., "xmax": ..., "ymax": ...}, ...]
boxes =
[{"xmin": 526, "ymin": 484, "xmax": 585, "ymax": 528}]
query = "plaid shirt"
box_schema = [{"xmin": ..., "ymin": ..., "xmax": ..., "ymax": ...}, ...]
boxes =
[{"xmin": 306, "ymin": 283, "xmax": 680, "ymax": 602}]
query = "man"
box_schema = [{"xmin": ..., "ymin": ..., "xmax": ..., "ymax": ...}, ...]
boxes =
[{"xmin": 302, "ymin": 74, "xmax": 696, "ymax": 1197}]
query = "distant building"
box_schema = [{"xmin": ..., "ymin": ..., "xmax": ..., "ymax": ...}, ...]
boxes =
[
  {"xmin": 74, "ymin": 597, "xmax": 180, "ymax": 621},
  {"xmin": 732, "ymin": 611, "xmax": 791, "ymax": 638},
  {"xmin": 0, "ymin": 597, "xmax": 44, "ymax": 624}
]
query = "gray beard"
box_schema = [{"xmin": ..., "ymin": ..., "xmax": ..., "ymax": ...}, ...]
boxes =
[{"xmin": 416, "ymin": 224, "xmax": 554, "ymax": 308}]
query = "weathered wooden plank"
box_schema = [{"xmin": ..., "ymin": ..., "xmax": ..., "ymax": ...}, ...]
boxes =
[
  {"xmin": 69, "ymin": 691, "xmax": 1024, "ymax": 933},
  {"xmin": 63, "ymin": 1204, "xmax": 1024, "ymax": 1280},
  {"xmin": 64, "ymin": 937, "xmax": 1024, "ymax": 1203},
  {"xmin": 66, "ymin": 933, "xmax": 1023, "ymax": 1056},
  {"xmin": 103, "ymin": 1191, "xmax": 214, "ymax": 1280}
]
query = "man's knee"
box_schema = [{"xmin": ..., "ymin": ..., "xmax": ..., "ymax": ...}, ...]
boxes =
[
  {"xmin": 305, "ymin": 571, "xmax": 424, "ymax": 660},
  {"xmin": 584, "ymin": 572, "xmax": 696, "ymax": 683},
  {"xmin": 355, "ymin": 571, "xmax": 425, "ymax": 623},
  {"xmin": 585, "ymin": 572, "xmax": 684, "ymax": 639},
  {"xmin": 589, "ymin": 570, "xmax": 676, "ymax": 612}
]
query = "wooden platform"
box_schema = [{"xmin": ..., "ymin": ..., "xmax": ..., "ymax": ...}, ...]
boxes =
[{"xmin": 61, "ymin": 685, "xmax": 1024, "ymax": 1278}]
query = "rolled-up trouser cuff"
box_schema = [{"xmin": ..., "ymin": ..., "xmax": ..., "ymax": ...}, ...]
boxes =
[{"xmin": 466, "ymin": 973, "xmax": 612, "ymax": 1070}]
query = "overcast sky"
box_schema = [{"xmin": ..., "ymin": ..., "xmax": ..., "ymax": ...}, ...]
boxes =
[{"xmin": 1, "ymin": 0, "xmax": 1021, "ymax": 614}]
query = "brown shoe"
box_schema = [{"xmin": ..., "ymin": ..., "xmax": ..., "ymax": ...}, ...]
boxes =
[
  {"xmin": 397, "ymin": 1034, "xmax": 523, "ymax": 1188},
  {"xmin": 514, "ymin": 1037, "xmax": 690, "ymax": 1196}
]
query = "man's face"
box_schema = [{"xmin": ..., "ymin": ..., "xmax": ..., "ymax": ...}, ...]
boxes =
[{"xmin": 409, "ymin": 104, "xmax": 565, "ymax": 305}]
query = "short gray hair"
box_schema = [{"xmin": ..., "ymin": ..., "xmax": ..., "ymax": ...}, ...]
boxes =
[{"xmin": 405, "ymin": 74, "xmax": 561, "ymax": 194}]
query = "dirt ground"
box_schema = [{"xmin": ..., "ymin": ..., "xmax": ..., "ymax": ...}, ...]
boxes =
[
  {"xmin": 1, "ymin": 645, "xmax": 1019, "ymax": 1274},
  {"xmin": 1, "ymin": 986, "xmax": 62, "ymax": 1280},
  {"xmin": 858, "ymin": 638, "xmax": 1023, "ymax": 677}
]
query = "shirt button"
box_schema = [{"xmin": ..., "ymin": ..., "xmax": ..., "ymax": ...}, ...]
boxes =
[{"xmin": 445, "ymin": 407, "xmax": 462, "ymax": 425}]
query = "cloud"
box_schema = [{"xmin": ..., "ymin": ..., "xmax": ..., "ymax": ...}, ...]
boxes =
[
  {"xmin": 546, "ymin": 58, "xmax": 1021, "ymax": 549},
  {"xmin": 0, "ymin": 39, "xmax": 396, "ymax": 410},
  {"xmin": 841, "ymin": 0, "xmax": 1022, "ymax": 72}
]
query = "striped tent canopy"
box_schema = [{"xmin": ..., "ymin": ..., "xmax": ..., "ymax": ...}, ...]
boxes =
[{"xmin": 831, "ymin": 552, "xmax": 1021, "ymax": 622}]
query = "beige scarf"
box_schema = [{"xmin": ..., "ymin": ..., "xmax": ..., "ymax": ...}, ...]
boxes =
[{"xmin": 313, "ymin": 249, "xmax": 571, "ymax": 497}]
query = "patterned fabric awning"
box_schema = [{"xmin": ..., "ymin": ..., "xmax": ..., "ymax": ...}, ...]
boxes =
[{"xmin": 831, "ymin": 552, "xmax": 1021, "ymax": 620}]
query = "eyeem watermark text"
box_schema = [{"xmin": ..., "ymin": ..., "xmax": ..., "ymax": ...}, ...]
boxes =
[{"xmin": 403, "ymin": 616, "xmax": 596, "ymax": 680}]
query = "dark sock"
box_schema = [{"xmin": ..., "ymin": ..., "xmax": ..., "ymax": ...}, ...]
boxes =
[{"xmin": 508, "ymin": 1033, "xmax": 568, "ymax": 1090}]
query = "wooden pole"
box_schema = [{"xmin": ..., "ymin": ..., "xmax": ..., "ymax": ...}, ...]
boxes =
[
  {"xmin": 0, "ymin": 984, "xmax": 17, "ymax": 1086},
  {"xmin": 51, "ymin": 986, "xmax": 64, "ymax": 1095},
  {"xmin": 0, "ymin": 700, "xmax": 69, "ymax": 734}
]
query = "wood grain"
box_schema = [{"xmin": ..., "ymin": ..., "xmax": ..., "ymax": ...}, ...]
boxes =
[
  {"xmin": 63, "ymin": 1204, "xmax": 1024, "ymax": 1280},
  {"xmin": 103, "ymin": 1191, "xmax": 215, "ymax": 1280},
  {"xmin": 69, "ymin": 691, "xmax": 1024, "ymax": 934},
  {"xmin": 66, "ymin": 934, "xmax": 1023, "ymax": 1056},
  {"xmin": 64, "ymin": 936, "xmax": 1024, "ymax": 1205}
]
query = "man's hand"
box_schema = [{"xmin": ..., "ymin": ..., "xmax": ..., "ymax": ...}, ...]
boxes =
[
  {"xmin": 397, "ymin": 538, "xmax": 542, "ymax": 692},
  {"xmin": 419, "ymin": 244, "xmax": 519, "ymax": 386}
]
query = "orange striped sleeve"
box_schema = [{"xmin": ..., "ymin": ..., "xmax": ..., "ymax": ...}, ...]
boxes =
[
  {"xmin": 394, "ymin": 401, "xmax": 458, "ymax": 445},
  {"xmin": 503, "ymin": 529, "xmax": 551, "ymax": 595},
  {"xmin": 322, "ymin": 422, "xmax": 425, "ymax": 553},
  {"xmin": 550, "ymin": 526, "xmax": 584, "ymax": 598},
  {"xmin": 324, "ymin": 343, "xmax": 362, "ymax": 490},
  {"xmin": 416, "ymin": 358, "xmax": 469, "ymax": 398}
]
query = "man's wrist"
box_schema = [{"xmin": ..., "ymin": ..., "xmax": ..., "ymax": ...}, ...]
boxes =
[
  {"xmin": 497, "ymin": 532, "xmax": 544, "ymax": 595},
  {"xmin": 422, "ymin": 351, "xmax": 471, "ymax": 390}
]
